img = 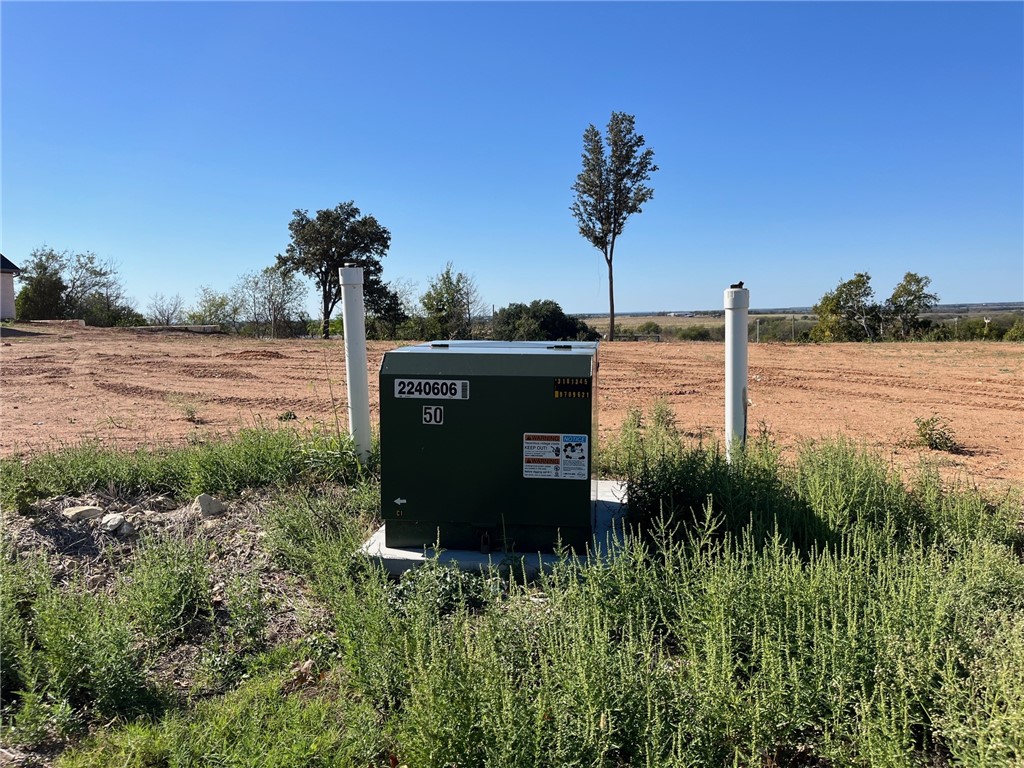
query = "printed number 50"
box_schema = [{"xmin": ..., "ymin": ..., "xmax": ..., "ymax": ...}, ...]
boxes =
[{"xmin": 423, "ymin": 406, "xmax": 444, "ymax": 425}]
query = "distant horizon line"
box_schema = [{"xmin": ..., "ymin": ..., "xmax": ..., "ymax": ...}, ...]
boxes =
[{"xmin": 571, "ymin": 301, "xmax": 1024, "ymax": 318}]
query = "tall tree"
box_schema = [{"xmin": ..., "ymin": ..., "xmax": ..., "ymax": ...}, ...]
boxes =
[
  {"xmin": 146, "ymin": 293, "xmax": 186, "ymax": 326},
  {"xmin": 811, "ymin": 272, "xmax": 879, "ymax": 342},
  {"xmin": 277, "ymin": 202, "xmax": 391, "ymax": 339},
  {"xmin": 420, "ymin": 263, "xmax": 486, "ymax": 340},
  {"xmin": 571, "ymin": 112, "xmax": 657, "ymax": 341},
  {"xmin": 63, "ymin": 252, "xmax": 117, "ymax": 317},
  {"xmin": 14, "ymin": 248, "xmax": 68, "ymax": 320},
  {"xmin": 233, "ymin": 266, "xmax": 307, "ymax": 339},
  {"xmin": 884, "ymin": 272, "xmax": 938, "ymax": 339},
  {"xmin": 186, "ymin": 286, "xmax": 242, "ymax": 331},
  {"xmin": 15, "ymin": 246, "xmax": 140, "ymax": 325},
  {"xmin": 366, "ymin": 281, "xmax": 410, "ymax": 340}
]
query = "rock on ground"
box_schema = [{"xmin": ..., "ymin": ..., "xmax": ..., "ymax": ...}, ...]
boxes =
[
  {"xmin": 192, "ymin": 494, "xmax": 227, "ymax": 518},
  {"xmin": 62, "ymin": 505, "xmax": 105, "ymax": 522}
]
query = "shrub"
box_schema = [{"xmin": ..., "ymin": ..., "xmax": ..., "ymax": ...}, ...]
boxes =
[
  {"xmin": 1004, "ymin": 318, "xmax": 1024, "ymax": 342},
  {"xmin": 635, "ymin": 320, "xmax": 662, "ymax": 335},
  {"xmin": 20, "ymin": 578, "xmax": 155, "ymax": 731},
  {"xmin": 492, "ymin": 299, "xmax": 600, "ymax": 341},
  {"xmin": 673, "ymin": 324, "xmax": 717, "ymax": 341},
  {"xmin": 914, "ymin": 415, "xmax": 964, "ymax": 454}
]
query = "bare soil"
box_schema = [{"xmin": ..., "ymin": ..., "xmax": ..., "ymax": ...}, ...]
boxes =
[{"xmin": 1, "ymin": 323, "xmax": 1021, "ymax": 487}]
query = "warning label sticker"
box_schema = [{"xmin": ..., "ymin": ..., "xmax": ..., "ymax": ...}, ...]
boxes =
[{"xmin": 523, "ymin": 433, "xmax": 589, "ymax": 480}]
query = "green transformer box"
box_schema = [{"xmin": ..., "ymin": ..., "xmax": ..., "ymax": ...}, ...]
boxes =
[{"xmin": 379, "ymin": 341, "xmax": 599, "ymax": 553}]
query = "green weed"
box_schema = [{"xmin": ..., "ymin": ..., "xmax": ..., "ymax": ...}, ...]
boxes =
[
  {"xmin": 914, "ymin": 414, "xmax": 965, "ymax": 454},
  {"xmin": 118, "ymin": 535, "xmax": 212, "ymax": 644}
]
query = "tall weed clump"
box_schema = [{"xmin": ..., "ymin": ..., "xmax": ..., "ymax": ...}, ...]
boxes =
[
  {"xmin": 0, "ymin": 536, "xmax": 212, "ymax": 747},
  {"xmin": 262, "ymin": 486, "xmax": 408, "ymax": 716},
  {"xmin": 0, "ymin": 567, "xmax": 158, "ymax": 747},
  {"xmin": 118, "ymin": 535, "xmax": 212, "ymax": 643},
  {"xmin": 611, "ymin": 403, "xmax": 831, "ymax": 552}
]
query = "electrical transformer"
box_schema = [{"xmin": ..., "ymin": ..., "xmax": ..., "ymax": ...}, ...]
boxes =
[{"xmin": 379, "ymin": 340, "xmax": 599, "ymax": 553}]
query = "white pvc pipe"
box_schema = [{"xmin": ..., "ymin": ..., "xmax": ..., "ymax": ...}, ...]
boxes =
[
  {"xmin": 339, "ymin": 265, "xmax": 371, "ymax": 464},
  {"xmin": 724, "ymin": 286, "xmax": 750, "ymax": 463}
]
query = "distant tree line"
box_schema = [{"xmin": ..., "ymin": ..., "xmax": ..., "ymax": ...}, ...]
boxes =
[
  {"xmin": 12, "ymin": 212, "xmax": 600, "ymax": 343},
  {"xmin": 810, "ymin": 272, "xmax": 1023, "ymax": 342},
  {"xmin": 925, "ymin": 313, "xmax": 1024, "ymax": 342},
  {"xmin": 14, "ymin": 247, "xmax": 145, "ymax": 327},
  {"xmin": 14, "ymin": 242, "xmax": 1020, "ymax": 345}
]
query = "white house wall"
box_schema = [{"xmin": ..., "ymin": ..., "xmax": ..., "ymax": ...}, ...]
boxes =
[{"xmin": 1, "ymin": 273, "xmax": 16, "ymax": 320}]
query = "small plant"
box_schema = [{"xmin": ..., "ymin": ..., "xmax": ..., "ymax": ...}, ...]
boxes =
[
  {"xmin": 914, "ymin": 414, "xmax": 964, "ymax": 454},
  {"xmin": 6, "ymin": 471, "xmax": 42, "ymax": 516},
  {"xmin": 225, "ymin": 574, "xmax": 268, "ymax": 653},
  {"xmin": 277, "ymin": 410, "xmax": 297, "ymax": 421},
  {"xmin": 167, "ymin": 394, "xmax": 204, "ymax": 424}
]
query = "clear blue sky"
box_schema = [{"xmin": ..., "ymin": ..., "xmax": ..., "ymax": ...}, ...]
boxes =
[{"xmin": 3, "ymin": 1, "xmax": 1022, "ymax": 316}]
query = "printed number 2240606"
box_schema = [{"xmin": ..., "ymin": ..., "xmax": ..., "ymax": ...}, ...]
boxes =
[{"xmin": 394, "ymin": 379, "xmax": 469, "ymax": 399}]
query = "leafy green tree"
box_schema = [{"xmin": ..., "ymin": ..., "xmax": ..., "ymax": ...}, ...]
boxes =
[
  {"xmin": 78, "ymin": 289, "xmax": 145, "ymax": 327},
  {"xmin": 809, "ymin": 290, "xmax": 848, "ymax": 342},
  {"xmin": 14, "ymin": 247, "xmax": 70, "ymax": 320},
  {"xmin": 14, "ymin": 246, "xmax": 140, "ymax": 325},
  {"xmin": 811, "ymin": 272, "xmax": 879, "ymax": 342},
  {"xmin": 492, "ymin": 299, "xmax": 599, "ymax": 341},
  {"xmin": 276, "ymin": 202, "xmax": 391, "ymax": 339},
  {"xmin": 366, "ymin": 282, "xmax": 409, "ymax": 340},
  {"xmin": 63, "ymin": 252, "xmax": 117, "ymax": 317},
  {"xmin": 883, "ymin": 272, "xmax": 938, "ymax": 339},
  {"xmin": 571, "ymin": 112, "xmax": 657, "ymax": 341},
  {"xmin": 186, "ymin": 286, "xmax": 241, "ymax": 330},
  {"xmin": 419, "ymin": 263, "xmax": 485, "ymax": 340}
]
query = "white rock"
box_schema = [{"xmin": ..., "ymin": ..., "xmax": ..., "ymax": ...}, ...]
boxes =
[
  {"xmin": 62, "ymin": 505, "xmax": 105, "ymax": 522},
  {"xmin": 100, "ymin": 513, "xmax": 126, "ymax": 533},
  {"xmin": 192, "ymin": 494, "xmax": 226, "ymax": 518}
]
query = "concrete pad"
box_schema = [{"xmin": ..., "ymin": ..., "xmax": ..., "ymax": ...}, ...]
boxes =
[{"xmin": 361, "ymin": 479, "xmax": 628, "ymax": 578}]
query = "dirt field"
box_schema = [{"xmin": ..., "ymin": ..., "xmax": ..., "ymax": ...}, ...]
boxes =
[{"xmin": 1, "ymin": 323, "xmax": 1021, "ymax": 487}]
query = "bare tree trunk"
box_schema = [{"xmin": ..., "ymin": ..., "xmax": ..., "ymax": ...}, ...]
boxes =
[
  {"xmin": 607, "ymin": 256, "xmax": 615, "ymax": 342},
  {"xmin": 322, "ymin": 295, "xmax": 331, "ymax": 339}
]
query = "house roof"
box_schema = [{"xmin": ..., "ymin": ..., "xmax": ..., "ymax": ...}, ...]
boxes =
[{"xmin": 0, "ymin": 254, "xmax": 20, "ymax": 274}]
